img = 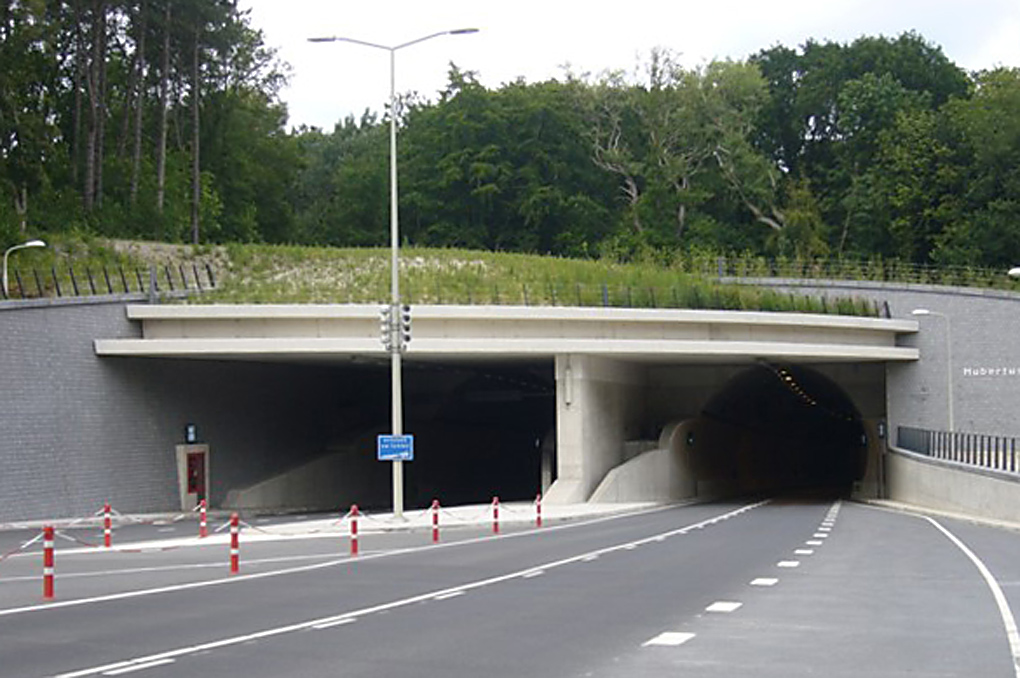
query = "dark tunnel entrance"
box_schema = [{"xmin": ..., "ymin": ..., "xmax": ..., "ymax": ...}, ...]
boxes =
[
  {"xmin": 701, "ymin": 363, "xmax": 866, "ymax": 494},
  {"xmin": 193, "ymin": 357, "xmax": 557, "ymax": 512}
]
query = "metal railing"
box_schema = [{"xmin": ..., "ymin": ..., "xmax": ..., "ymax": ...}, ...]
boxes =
[
  {"xmin": 1, "ymin": 262, "xmax": 217, "ymax": 301},
  {"xmin": 898, "ymin": 426, "xmax": 1020, "ymax": 474},
  {"xmin": 708, "ymin": 256, "xmax": 1018, "ymax": 290}
]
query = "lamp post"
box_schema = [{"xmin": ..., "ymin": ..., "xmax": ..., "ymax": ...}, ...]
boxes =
[
  {"xmin": 912, "ymin": 308, "xmax": 954, "ymax": 431},
  {"xmin": 309, "ymin": 28, "xmax": 478, "ymax": 520},
  {"xmin": 3, "ymin": 239, "xmax": 46, "ymax": 298}
]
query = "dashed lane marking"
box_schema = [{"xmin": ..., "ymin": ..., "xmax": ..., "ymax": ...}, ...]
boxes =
[
  {"xmin": 777, "ymin": 561, "xmax": 800, "ymax": 568},
  {"xmin": 750, "ymin": 578, "xmax": 778, "ymax": 587},
  {"xmin": 643, "ymin": 632, "xmax": 696, "ymax": 647},
  {"xmin": 706, "ymin": 601, "xmax": 742, "ymax": 613},
  {"xmin": 806, "ymin": 540, "xmax": 824, "ymax": 546},
  {"xmin": 795, "ymin": 549, "xmax": 814, "ymax": 555},
  {"xmin": 812, "ymin": 533, "xmax": 828, "ymax": 539},
  {"xmin": 49, "ymin": 501, "xmax": 769, "ymax": 677}
]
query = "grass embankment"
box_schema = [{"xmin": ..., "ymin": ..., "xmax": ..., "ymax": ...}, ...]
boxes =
[
  {"xmin": 208, "ymin": 243, "xmax": 878, "ymax": 316},
  {"xmin": 6, "ymin": 236, "xmax": 888, "ymax": 317}
]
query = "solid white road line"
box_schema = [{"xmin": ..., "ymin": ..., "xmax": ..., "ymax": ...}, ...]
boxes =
[
  {"xmin": 643, "ymin": 632, "xmax": 696, "ymax": 647},
  {"xmin": 101, "ymin": 659, "xmax": 175, "ymax": 675},
  {"xmin": 51, "ymin": 502, "xmax": 768, "ymax": 678},
  {"xmin": 523, "ymin": 570, "xmax": 544, "ymax": 579},
  {"xmin": 0, "ymin": 552, "xmax": 355, "ymax": 585},
  {"xmin": 433, "ymin": 591, "xmax": 466, "ymax": 601},
  {"xmin": 925, "ymin": 517, "xmax": 1020, "ymax": 678},
  {"xmin": 750, "ymin": 578, "xmax": 778, "ymax": 587},
  {"xmin": 312, "ymin": 617, "xmax": 357, "ymax": 630},
  {"xmin": 0, "ymin": 502, "xmax": 685, "ymax": 619},
  {"xmin": 706, "ymin": 601, "xmax": 742, "ymax": 613}
]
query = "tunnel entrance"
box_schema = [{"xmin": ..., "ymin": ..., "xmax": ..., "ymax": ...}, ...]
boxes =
[
  {"xmin": 701, "ymin": 363, "xmax": 866, "ymax": 494},
  {"xmin": 186, "ymin": 357, "xmax": 556, "ymax": 512}
]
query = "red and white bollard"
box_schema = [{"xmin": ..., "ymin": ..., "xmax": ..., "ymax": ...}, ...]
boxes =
[
  {"xmin": 431, "ymin": 499, "xmax": 440, "ymax": 543},
  {"xmin": 229, "ymin": 513, "xmax": 240, "ymax": 574},
  {"xmin": 199, "ymin": 499, "xmax": 208, "ymax": 539},
  {"xmin": 103, "ymin": 502, "xmax": 112, "ymax": 548},
  {"xmin": 536, "ymin": 493, "xmax": 543, "ymax": 528},
  {"xmin": 43, "ymin": 525, "xmax": 55, "ymax": 599},
  {"xmin": 349, "ymin": 505, "xmax": 359, "ymax": 557},
  {"xmin": 492, "ymin": 496, "xmax": 500, "ymax": 535}
]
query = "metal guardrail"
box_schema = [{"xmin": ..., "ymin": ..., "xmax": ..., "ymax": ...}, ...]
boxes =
[
  {"xmin": 1, "ymin": 263, "xmax": 216, "ymax": 301},
  {"xmin": 898, "ymin": 426, "xmax": 1020, "ymax": 474}
]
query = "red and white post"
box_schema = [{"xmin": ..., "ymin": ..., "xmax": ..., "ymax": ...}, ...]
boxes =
[
  {"xmin": 229, "ymin": 513, "xmax": 240, "ymax": 574},
  {"xmin": 431, "ymin": 499, "xmax": 440, "ymax": 543},
  {"xmin": 492, "ymin": 496, "xmax": 500, "ymax": 535},
  {"xmin": 349, "ymin": 505, "xmax": 359, "ymax": 557},
  {"xmin": 43, "ymin": 525, "xmax": 55, "ymax": 599},
  {"xmin": 103, "ymin": 502, "xmax": 112, "ymax": 548},
  {"xmin": 199, "ymin": 499, "xmax": 208, "ymax": 539},
  {"xmin": 535, "ymin": 493, "xmax": 543, "ymax": 528}
]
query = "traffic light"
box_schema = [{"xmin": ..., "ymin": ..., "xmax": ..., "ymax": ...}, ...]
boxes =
[
  {"xmin": 379, "ymin": 304, "xmax": 393, "ymax": 350},
  {"xmin": 399, "ymin": 304, "xmax": 412, "ymax": 348}
]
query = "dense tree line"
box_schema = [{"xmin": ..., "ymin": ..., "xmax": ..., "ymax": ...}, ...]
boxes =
[{"xmin": 2, "ymin": 6, "xmax": 1018, "ymax": 269}]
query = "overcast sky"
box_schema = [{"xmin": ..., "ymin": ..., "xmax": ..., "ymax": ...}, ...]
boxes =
[{"xmin": 239, "ymin": 0, "xmax": 1020, "ymax": 130}]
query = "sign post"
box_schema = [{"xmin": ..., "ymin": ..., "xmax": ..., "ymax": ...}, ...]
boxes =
[{"xmin": 378, "ymin": 434, "xmax": 413, "ymax": 519}]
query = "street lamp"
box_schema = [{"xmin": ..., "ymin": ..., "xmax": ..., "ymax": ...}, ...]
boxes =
[
  {"xmin": 912, "ymin": 308, "xmax": 954, "ymax": 431},
  {"xmin": 309, "ymin": 28, "xmax": 478, "ymax": 520},
  {"xmin": 3, "ymin": 239, "xmax": 46, "ymax": 298}
]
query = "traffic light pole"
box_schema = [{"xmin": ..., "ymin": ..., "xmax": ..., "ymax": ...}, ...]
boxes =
[{"xmin": 391, "ymin": 328, "xmax": 404, "ymax": 521}]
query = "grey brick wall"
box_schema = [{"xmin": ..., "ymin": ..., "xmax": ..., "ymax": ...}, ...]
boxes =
[
  {"xmin": 738, "ymin": 279, "xmax": 1020, "ymax": 439},
  {"xmin": 0, "ymin": 300, "xmax": 362, "ymax": 523}
]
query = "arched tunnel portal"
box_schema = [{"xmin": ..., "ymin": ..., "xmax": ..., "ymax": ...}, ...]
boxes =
[{"xmin": 696, "ymin": 363, "xmax": 867, "ymax": 495}]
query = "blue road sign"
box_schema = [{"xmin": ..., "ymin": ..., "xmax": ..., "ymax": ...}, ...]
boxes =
[{"xmin": 377, "ymin": 434, "xmax": 414, "ymax": 462}]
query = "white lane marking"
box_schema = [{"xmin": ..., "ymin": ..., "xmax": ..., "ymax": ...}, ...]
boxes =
[
  {"xmin": 51, "ymin": 502, "xmax": 768, "ymax": 678},
  {"xmin": 312, "ymin": 617, "xmax": 357, "ymax": 630},
  {"xmin": 433, "ymin": 591, "xmax": 465, "ymax": 601},
  {"xmin": 623, "ymin": 544, "xmax": 637, "ymax": 550},
  {"xmin": 812, "ymin": 533, "xmax": 828, "ymax": 539},
  {"xmin": 582, "ymin": 555, "xmax": 599, "ymax": 562},
  {"xmin": 750, "ymin": 578, "xmax": 778, "ymax": 587},
  {"xmin": 925, "ymin": 517, "xmax": 1020, "ymax": 678},
  {"xmin": 806, "ymin": 540, "xmax": 824, "ymax": 546},
  {"xmin": 101, "ymin": 659, "xmax": 175, "ymax": 675},
  {"xmin": 795, "ymin": 549, "xmax": 814, "ymax": 555},
  {"xmin": 643, "ymin": 632, "xmax": 696, "ymax": 647},
  {"xmin": 706, "ymin": 601, "xmax": 742, "ymax": 613},
  {"xmin": 777, "ymin": 561, "xmax": 800, "ymax": 568},
  {"xmin": 523, "ymin": 570, "xmax": 544, "ymax": 579},
  {"xmin": 0, "ymin": 552, "xmax": 354, "ymax": 585},
  {"xmin": 0, "ymin": 502, "xmax": 688, "ymax": 619},
  {"xmin": 156, "ymin": 528, "xmax": 176, "ymax": 533},
  {"xmin": 818, "ymin": 527, "xmax": 831, "ymax": 532}
]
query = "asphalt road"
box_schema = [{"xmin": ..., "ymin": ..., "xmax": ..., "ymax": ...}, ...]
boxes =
[{"xmin": 2, "ymin": 497, "xmax": 1020, "ymax": 677}]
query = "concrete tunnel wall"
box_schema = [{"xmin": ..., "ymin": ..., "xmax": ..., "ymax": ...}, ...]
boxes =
[{"xmin": 578, "ymin": 362, "xmax": 887, "ymax": 504}]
